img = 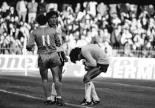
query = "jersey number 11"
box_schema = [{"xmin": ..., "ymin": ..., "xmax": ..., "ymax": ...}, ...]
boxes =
[{"xmin": 42, "ymin": 35, "xmax": 50, "ymax": 46}]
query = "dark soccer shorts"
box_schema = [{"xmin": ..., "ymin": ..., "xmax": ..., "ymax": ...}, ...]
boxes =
[
  {"xmin": 38, "ymin": 52, "xmax": 62, "ymax": 69},
  {"xmin": 97, "ymin": 64, "xmax": 109, "ymax": 73}
]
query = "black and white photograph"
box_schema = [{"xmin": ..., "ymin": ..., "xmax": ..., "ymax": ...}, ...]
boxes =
[{"xmin": 0, "ymin": 0, "xmax": 155, "ymax": 108}]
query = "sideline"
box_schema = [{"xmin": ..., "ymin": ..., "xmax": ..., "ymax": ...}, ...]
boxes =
[
  {"xmin": 94, "ymin": 80, "xmax": 155, "ymax": 90},
  {"xmin": 0, "ymin": 89, "xmax": 94, "ymax": 108}
]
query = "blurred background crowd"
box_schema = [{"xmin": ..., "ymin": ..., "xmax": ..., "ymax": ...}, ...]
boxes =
[{"xmin": 0, "ymin": 0, "xmax": 155, "ymax": 58}]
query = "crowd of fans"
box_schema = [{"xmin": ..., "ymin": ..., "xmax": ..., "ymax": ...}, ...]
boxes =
[{"xmin": 0, "ymin": 0, "xmax": 155, "ymax": 57}]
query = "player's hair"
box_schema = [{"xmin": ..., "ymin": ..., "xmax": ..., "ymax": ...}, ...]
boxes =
[
  {"xmin": 36, "ymin": 14, "xmax": 47, "ymax": 25},
  {"xmin": 46, "ymin": 10, "xmax": 58, "ymax": 21},
  {"xmin": 69, "ymin": 47, "xmax": 81, "ymax": 63}
]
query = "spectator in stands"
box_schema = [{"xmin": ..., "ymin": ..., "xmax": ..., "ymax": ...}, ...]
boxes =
[
  {"xmin": 9, "ymin": 7, "xmax": 18, "ymax": 18},
  {"xmin": 0, "ymin": 21, "xmax": 5, "ymax": 35},
  {"xmin": 96, "ymin": 2, "xmax": 108, "ymax": 17},
  {"xmin": 75, "ymin": 3, "xmax": 81, "ymax": 13},
  {"xmin": 144, "ymin": 4, "xmax": 155, "ymax": 18},
  {"xmin": 0, "ymin": 1, "xmax": 155, "ymax": 57},
  {"xmin": 16, "ymin": 0, "xmax": 27, "ymax": 22},
  {"xmin": 27, "ymin": 0, "xmax": 38, "ymax": 24},
  {"xmin": 46, "ymin": 3, "xmax": 58, "ymax": 12},
  {"xmin": 1, "ymin": 1, "xmax": 10, "ymax": 18},
  {"xmin": 109, "ymin": 4, "xmax": 118, "ymax": 18},
  {"xmin": 117, "ymin": 3, "xmax": 130, "ymax": 22},
  {"xmin": 37, "ymin": 0, "xmax": 47, "ymax": 15},
  {"xmin": 123, "ymin": 40, "xmax": 134, "ymax": 57},
  {"xmin": 11, "ymin": 37, "xmax": 22, "ymax": 54},
  {"xmin": 87, "ymin": 1, "xmax": 97, "ymax": 17},
  {"xmin": 102, "ymin": 28, "xmax": 111, "ymax": 43},
  {"xmin": 0, "ymin": 33, "xmax": 5, "ymax": 54}
]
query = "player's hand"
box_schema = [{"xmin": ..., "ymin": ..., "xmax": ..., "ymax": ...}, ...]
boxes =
[
  {"xmin": 84, "ymin": 65, "xmax": 89, "ymax": 71},
  {"xmin": 82, "ymin": 59, "xmax": 86, "ymax": 66}
]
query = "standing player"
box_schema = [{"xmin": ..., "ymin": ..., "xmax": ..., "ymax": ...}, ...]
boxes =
[
  {"xmin": 46, "ymin": 10, "xmax": 68, "ymax": 64},
  {"xmin": 46, "ymin": 10, "xmax": 68, "ymax": 103},
  {"xmin": 26, "ymin": 14, "xmax": 64, "ymax": 106},
  {"xmin": 69, "ymin": 44, "xmax": 110, "ymax": 106}
]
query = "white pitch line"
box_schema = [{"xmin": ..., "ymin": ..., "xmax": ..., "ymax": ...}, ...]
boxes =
[
  {"xmin": 0, "ymin": 89, "xmax": 42, "ymax": 100},
  {"xmin": 0, "ymin": 89, "xmax": 94, "ymax": 108}
]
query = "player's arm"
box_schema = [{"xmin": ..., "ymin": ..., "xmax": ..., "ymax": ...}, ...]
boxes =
[
  {"xmin": 26, "ymin": 31, "xmax": 35, "ymax": 51},
  {"xmin": 82, "ymin": 53, "xmax": 97, "ymax": 71},
  {"xmin": 54, "ymin": 30, "xmax": 61, "ymax": 47},
  {"xmin": 54, "ymin": 31, "xmax": 65, "ymax": 52},
  {"xmin": 82, "ymin": 52, "xmax": 97, "ymax": 67}
]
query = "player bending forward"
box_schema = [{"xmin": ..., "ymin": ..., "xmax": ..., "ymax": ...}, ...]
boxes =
[
  {"xmin": 69, "ymin": 44, "xmax": 110, "ymax": 106},
  {"xmin": 26, "ymin": 14, "xmax": 64, "ymax": 106}
]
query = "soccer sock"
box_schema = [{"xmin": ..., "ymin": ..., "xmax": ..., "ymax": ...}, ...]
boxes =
[
  {"xmin": 85, "ymin": 82, "xmax": 92, "ymax": 102},
  {"xmin": 90, "ymin": 82, "xmax": 100, "ymax": 101},
  {"xmin": 47, "ymin": 96, "xmax": 51, "ymax": 101},
  {"xmin": 51, "ymin": 83, "xmax": 57, "ymax": 101},
  {"xmin": 42, "ymin": 80, "xmax": 51, "ymax": 100},
  {"xmin": 54, "ymin": 81, "xmax": 62, "ymax": 98}
]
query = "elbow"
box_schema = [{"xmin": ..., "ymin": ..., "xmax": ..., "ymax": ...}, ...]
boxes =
[
  {"xmin": 86, "ymin": 61, "xmax": 97, "ymax": 67},
  {"xmin": 92, "ymin": 62, "xmax": 97, "ymax": 67}
]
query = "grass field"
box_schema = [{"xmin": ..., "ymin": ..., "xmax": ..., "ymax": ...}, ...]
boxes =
[{"xmin": 0, "ymin": 74, "xmax": 155, "ymax": 108}]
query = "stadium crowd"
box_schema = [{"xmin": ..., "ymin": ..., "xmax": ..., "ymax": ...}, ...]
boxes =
[{"xmin": 0, "ymin": 0, "xmax": 155, "ymax": 57}]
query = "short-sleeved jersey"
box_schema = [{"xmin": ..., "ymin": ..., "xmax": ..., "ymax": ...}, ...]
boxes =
[
  {"xmin": 81, "ymin": 44, "xmax": 110, "ymax": 67},
  {"xmin": 27, "ymin": 26, "xmax": 61, "ymax": 54}
]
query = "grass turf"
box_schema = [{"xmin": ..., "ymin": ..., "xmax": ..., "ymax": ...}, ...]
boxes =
[{"xmin": 0, "ymin": 75, "xmax": 155, "ymax": 108}]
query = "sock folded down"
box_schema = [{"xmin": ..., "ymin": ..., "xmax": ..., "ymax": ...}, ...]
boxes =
[
  {"xmin": 85, "ymin": 81, "xmax": 92, "ymax": 102},
  {"xmin": 90, "ymin": 82, "xmax": 100, "ymax": 101},
  {"xmin": 51, "ymin": 83, "xmax": 57, "ymax": 101}
]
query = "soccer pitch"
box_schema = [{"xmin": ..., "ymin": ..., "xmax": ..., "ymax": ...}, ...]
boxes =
[{"xmin": 0, "ymin": 74, "xmax": 155, "ymax": 108}]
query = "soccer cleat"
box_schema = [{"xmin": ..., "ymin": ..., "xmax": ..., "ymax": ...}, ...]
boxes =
[
  {"xmin": 92, "ymin": 100, "xmax": 100, "ymax": 105},
  {"xmin": 44, "ymin": 100, "xmax": 56, "ymax": 105},
  {"xmin": 80, "ymin": 98, "xmax": 92, "ymax": 106},
  {"xmin": 55, "ymin": 98, "xmax": 65, "ymax": 106}
]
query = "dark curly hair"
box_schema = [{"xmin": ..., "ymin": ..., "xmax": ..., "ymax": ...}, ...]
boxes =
[
  {"xmin": 69, "ymin": 47, "xmax": 81, "ymax": 63},
  {"xmin": 36, "ymin": 14, "xmax": 47, "ymax": 25},
  {"xmin": 46, "ymin": 10, "xmax": 59, "ymax": 27},
  {"xmin": 46, "ymin": 10, "xmax": 58, "ymax": 21}
]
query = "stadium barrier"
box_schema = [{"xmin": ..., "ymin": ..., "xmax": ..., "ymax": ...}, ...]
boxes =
[{"xmin": 0, "ymin": 55, "xmax": 155, "ymax": 80}]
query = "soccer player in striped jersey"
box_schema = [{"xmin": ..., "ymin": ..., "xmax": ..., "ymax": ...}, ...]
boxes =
[
  {"xmin": 26, "ymin": 14, "xmax": 64, "ymax": 106},
  {"xmin": 69, "ymin": 44, "xmax": 110, "ymax": 106},
  {"xmin": 46, "ymin": 10, "xmax": 68, "ymax": 105}
]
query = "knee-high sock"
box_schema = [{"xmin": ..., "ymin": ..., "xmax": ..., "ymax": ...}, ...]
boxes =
[
  {"xmin": 51, "ymin": 83, "xmax": 57, "ymax": 101},
  {"xmin": 90, "ymin": 82, "xmax": 100, "ymax": 101},
  {"xmin": 85, "ymin": 81, "xmax": 92, "ymax": 102},
  {"xmin": 42, "ymin": 80, "xmax": 51, "ymax": 100},
  {"xmin": 54, "ymin": 80, "xmax": 62, "ymax": 98}
]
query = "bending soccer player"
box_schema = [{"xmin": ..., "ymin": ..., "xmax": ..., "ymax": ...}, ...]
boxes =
[
  {"xmin": 26, "ymin": 14, "xmax": 64, "ymax": 106},
  {"xmin": 69, "ymin": 44, "xmax": 110, "ymax": 106},
  {"xmin": 46, "ymin": 10, "xmax": 68, "ymax": 102}
]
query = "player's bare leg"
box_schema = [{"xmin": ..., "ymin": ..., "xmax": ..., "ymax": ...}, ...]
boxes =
[
  {"xmin": 42, "ymin": 80, "xmax": 53, "ymax": 103},
  {"xmin": 81, "ymin": 67, "xmax": 101, "ymax": 105},
  {"xmin": 51, "ymin": 65, "xmax": 64, "ymax": 106},
  {"xmin": 39, "ymin": 68, "xmax": 54, "ymax": 104}
]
